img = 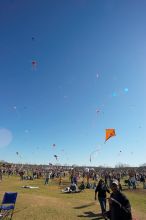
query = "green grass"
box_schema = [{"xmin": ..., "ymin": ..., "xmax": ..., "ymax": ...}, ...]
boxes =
[{"xmin": 0, "ymin": 176, "xmax": 146, "ymax": 220}]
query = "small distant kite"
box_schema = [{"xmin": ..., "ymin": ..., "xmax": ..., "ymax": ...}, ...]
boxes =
[
  {"xmin": 16, "ymin": 152, "xmax": 23, "ymax": 159},
  {"xmin": 96, "ymin": 108, "xmax": 100, "ymax": 114},
  {"xmin": 96, "ymin": 107, "xmax": 104, "ymax": 116},
  {"xmin": 32, "ymin": 60, "xmax": 37, "ymax": 70},
  {"xmin": 32, "ymin": 37, "xmax": 35, "ymax": 41},
  {"xmin": 51, "ymin": 144, "xmax": 56, "ymax": 147},
  {"xmin": 105, "ymin": 129, "xmax": 116, "ymax": 142},
  {"xmin": 90, "ymin": 148, "xmax": 100, "ymax": 162},
  {"xmin": 54, "ymin": 155, "xmax": 58, "ymax": 160},
  {"xmin": 118, "ymin": 150, "xmax": 122, "ymax": 156}
]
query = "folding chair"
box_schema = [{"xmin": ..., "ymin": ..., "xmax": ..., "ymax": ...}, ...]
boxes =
[{"xmin": 0, "ymin": 192, "xmax": 17, "ymax": 220}]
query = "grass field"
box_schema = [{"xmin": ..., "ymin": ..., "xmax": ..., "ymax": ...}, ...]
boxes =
[{"xmin": 0, "ymin": 176, "xmax": 146, "ymax": 220}]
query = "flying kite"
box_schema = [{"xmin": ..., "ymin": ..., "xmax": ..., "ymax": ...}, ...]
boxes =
[
  {"xmin": 105, "ymin": 129, "xmax": 116, "ymax": 142},
  {"xmin": 117, "ymin": 150, "xmax": 122, "ymax": 156},
  {"xmin": 96, "ymin": 108, "xmax": 100, "ymax": 114},
  {"xmin": 96, "ymin": 107, "xmax": 104, "ymax": 116},
  {"xmin": 54, "ymin": 155, "xmax": 58, "ymax": 160},
  {"xmin": 90, "ymin": 148, "xmax": 100, "ymax": 162},
  {"xmin": 32, "ymin": 60, "xmax": 37, "ymax": 70},
  {"xmin": 16, "ymin": 152, "xmax": 19, "ymax": 155}
]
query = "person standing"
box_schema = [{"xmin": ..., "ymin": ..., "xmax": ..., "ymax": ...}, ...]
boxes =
[
  {"xmin": 44, "ymin": 171, "xmax": 50, "ymax": 185},
  {"xmin": 0, "ymin": 168, "xmax": 2, "ymax": 182},
  {"xmin": 95, "ymin": 179, "xmax": 110, "ymax": 216},
  {"xmin": 59, "ymin": 175, "xmax": 62, "ymax": 186},
  {"xmin": 107, "ymin": 180, "xmax": 132, "ymax": 220}
]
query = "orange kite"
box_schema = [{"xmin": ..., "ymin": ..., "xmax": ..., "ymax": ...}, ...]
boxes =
[{"xmin": 105, "ymin": 129, "xmax": 116, "ymax": 142}]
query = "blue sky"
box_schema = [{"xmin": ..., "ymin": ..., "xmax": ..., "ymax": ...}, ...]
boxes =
[{"xmin": 0, "ymin": 0, "xmax": 146, "ymax": 167}]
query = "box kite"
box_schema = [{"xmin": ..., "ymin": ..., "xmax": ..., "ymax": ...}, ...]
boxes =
[{"xmin": 105, "ymin": 129, "xmax": 116, "ymax": 142}]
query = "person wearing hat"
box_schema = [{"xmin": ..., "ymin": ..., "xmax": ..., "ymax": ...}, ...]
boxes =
[
  {"xmin": 106, "ymin": 179, "xmax": 132, "ymax": 220},
  {"xmin": 95, "ymin": 179, "xmax": 110, "ymax": 217}
]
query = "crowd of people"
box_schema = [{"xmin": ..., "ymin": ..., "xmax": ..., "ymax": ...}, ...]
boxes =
[{"xmin": 0, "ymin": 163, "xmax": 146, "ymax": 219}]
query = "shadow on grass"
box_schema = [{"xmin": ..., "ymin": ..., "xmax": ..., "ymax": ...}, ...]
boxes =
[
  {"xmin": 77, "ymin": 211, "xmax": 104, "ymax": 219},
  {"xmin": 74, "ymin": 202, "xmax": 95, "ymax": 209}
]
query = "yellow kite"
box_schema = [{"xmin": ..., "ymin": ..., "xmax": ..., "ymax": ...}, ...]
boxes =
[{"xmin": 105, "ymin": 129, "xmax": 116, "ymax": 142}]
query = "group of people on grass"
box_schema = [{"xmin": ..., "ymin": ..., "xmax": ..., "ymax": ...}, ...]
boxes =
[{"xmin": 1, "ymin": 163, "xmax": 146, "ymax": 219}]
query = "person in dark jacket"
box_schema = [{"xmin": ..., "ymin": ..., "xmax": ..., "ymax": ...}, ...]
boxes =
[
  {"xmin": 107, "ymin": 180, "xmax": 132, "ymax": 220},
  {"xmin": 95, "ymin": 179, "xmax": 110, "ymax": 216},
  {"xmin": 79, "ymin": 181, "xmax": 85, "ymax": 190}
]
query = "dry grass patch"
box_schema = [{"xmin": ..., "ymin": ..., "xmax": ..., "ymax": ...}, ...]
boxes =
[{"xmin": 1, "ymin": 176, "xmax": 146, "ymax": 219}]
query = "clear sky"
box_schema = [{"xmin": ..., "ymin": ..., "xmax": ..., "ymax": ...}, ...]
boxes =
[{"xmin": 0, "ymin": 0, "xmax": 146, "ymax": 167}]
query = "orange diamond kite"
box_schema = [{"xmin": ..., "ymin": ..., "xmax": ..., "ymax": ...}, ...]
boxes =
[{"xmin": 105, "ymin": 129, "xmax": 116, "ymax": 142}]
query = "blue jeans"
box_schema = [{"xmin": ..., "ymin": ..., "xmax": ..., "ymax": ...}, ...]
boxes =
[{"xmin": 98, "ymin": 197, "xmax": 106, "ymax": 214}]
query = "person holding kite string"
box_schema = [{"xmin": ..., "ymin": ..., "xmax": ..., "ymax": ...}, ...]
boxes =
[{"xmin": 105, "ymin": 180, "xmax": 132, "ymax": 220}]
